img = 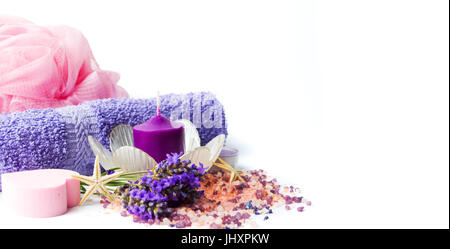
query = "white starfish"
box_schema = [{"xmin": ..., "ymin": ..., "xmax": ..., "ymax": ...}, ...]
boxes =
[
  {"xmin": 72, "ymin": 156, "xmax": 123, "ymax": 206},
  {"xmin": 214, "ymin": 157, "xmax": 244, "ymax": 184}
]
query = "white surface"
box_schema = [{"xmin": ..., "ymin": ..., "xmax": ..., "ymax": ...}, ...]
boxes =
[
  {"xmin": 0, "ymin": 194, "xmax": 314, "ymax": 229},
  {"xmin": 0, "ymin": 0, "xmax": 448, "ymax": 228}
]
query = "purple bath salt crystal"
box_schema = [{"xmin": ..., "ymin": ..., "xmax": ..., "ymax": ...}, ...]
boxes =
[
  {"xmin": 274, "ymin": 186, "xmax": 280, "ymax": 194},
  {"xmin": 284, "ymin": 196, "xmax": 293, "ymax": 204},
  {"xmin": 0, "ymin": 92, "xmax": 228, "ymax": 191},
  {"xmin": 176, "ymin": 223, "xmax": 186, "ymax": 228},
  {"xmin": 293, "ymin": 196, "xmax": 303, "ymax": 203}
]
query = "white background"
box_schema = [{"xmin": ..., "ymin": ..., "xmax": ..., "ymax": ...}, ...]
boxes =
[{"xmin": 0, "ymin": 0, "xmax": 448, "ymax": 228}]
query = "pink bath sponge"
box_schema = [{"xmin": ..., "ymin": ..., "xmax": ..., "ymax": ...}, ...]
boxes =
[{"xmin": 0, "ymin": 15, "xmax": 128, "ymax": 114}]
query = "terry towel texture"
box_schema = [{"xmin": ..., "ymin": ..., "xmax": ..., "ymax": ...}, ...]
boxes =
[{"xmin": 0, "ymin": 92, "xmax": 227, "ymax": 191}]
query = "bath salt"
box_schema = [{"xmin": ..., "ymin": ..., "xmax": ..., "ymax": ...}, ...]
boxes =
[{"xmin": 103, "ymin": 169, "xmax": 311, "ymax": 228}]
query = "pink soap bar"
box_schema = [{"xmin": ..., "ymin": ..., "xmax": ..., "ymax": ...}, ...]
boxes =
[{"xmin": 1, "ymin": 169, "xmax": 80, "ymax": 218}]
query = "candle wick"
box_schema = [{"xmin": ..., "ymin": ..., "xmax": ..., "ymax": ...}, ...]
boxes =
[{"xmin": 156, "ymin": 91, "xmax": 161, "ymax": 116}]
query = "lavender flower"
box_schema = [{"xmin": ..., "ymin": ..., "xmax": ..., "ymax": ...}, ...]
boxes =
[{"xmin": 116, "ymin": 153, "xmax": 207, "ymax": 221}]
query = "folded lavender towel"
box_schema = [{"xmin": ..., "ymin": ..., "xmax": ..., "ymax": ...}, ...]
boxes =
[{"xmin": 0, "ymin": 92, "xmax": 227, "ymax": 191}]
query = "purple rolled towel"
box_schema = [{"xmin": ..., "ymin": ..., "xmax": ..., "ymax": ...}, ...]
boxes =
[{"xmin": 0, "ymin": 92, "xmax": 227, "ymax": 191}]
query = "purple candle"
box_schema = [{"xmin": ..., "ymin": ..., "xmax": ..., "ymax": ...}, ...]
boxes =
[{"xmin": 133, "ymin": 94, "xmax": 185, "ymax": 162}]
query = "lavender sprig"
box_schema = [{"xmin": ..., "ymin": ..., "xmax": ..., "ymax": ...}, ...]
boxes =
[{"xmin": 116, "ymin": 152, "xmax": 207, "ymax": 221}]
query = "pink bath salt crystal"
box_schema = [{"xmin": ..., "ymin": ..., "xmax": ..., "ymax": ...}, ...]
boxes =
[
  {"xmin": 223, "ymin": 202, "xmax": 235, "ymax": 211},
  {"xmin": 210, "ymin": 223, "xmax": 221, "ymax": 229},
  {"xmin": 120, "ymin": 211, "xmax": 128, "ymax": 217},
  {"xmin": 255, "ymin": 190, "xmax": 264, "ymax": 199},
  {"xmin": 285, "ymin": 205, "xmax": 291, "ymax": 211},
  {"xmin": 297, "ymin": 206, "xmax": 304, "ymax": 212},
  {"xmin": 133, "ymin": 216, "xmax": 140, "ymax": 223},
  {"xmin": 306, "ymin": 201, "xmax": 312, "ymax": 206}
]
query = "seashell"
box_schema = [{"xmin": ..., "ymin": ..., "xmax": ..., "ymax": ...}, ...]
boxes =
[
  {"xmin": 109, "ymin": 124, "xmax": 134, "ymax": 153},
  {"xmin": 88, "ymin": 136, "xmax": 115, "ymax": 170},
  {"xmin": 111, "ymin": 146, "xmax": 158, "ymax": 173},
  {"xmin": 204, "ymin": 134, "xmax": 226, "ymax": 169},
  {"xmin": 87, "ymin": 122, "xmax": 227, "ymax": 174},
  {"xmin": 176, "ymin": 119, "xmax": 201, "ymax": 153},
  {"xmin": 180, "ymin": 146, "xmax": 211, "ymax": 169}
]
